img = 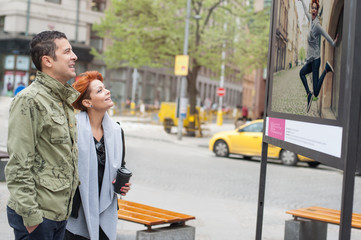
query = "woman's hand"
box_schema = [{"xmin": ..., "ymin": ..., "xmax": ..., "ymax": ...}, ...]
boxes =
[
  {"xmin": 112, "ymin": 179, "xmax": 132, "ymax": 196},
  {"xmin": 120, "ymin": 182, "xmax": 131, "ymax": 196}
]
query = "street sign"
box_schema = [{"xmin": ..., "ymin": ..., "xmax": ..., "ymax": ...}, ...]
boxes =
[
  {"xmin": 179, "ymin": 97, "xmax": 188, "ymax": 119},
  {"xmin": 217, "ymin": 87, "xmax": 226, "ymax": 96},
  {"xmin": 174, "ymin": 55, "xmax": 189, "ymax": 76}
]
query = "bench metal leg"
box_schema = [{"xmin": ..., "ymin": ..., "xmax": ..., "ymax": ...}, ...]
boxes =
[
  {"xmin": 284, "ymin": 219, "xmax": 327, "ymax": 240},
  {"xmin": 136, "ymin": 225, "xmax": 195, "ymax": 240}
]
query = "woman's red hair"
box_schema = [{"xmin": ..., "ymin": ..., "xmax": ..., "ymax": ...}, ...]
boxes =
[
  {"xmin": 72, "ymin": 71, "xmax": 104, "ymax": 111},
  {"xmin": 312, "ymin": 0, "xmax": 320, "ymax": 10}
]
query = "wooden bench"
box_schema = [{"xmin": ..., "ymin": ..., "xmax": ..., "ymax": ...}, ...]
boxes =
[
  {"xmin": 286, "ymin": 206, "xmax": 361, "ymax": 229},
  {"xmin": 117, "ymin": 199, "xmax": 195, "ymax": 231},
  {"xmin": 285, "ymin": 206, "xmax": 361, "ymax": 240}
]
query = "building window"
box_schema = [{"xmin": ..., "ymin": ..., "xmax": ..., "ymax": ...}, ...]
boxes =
[
  {"xmin": 45, "ymin": 0, "xmax": 61, "ymax": 4},
  {"xmin": 0, "ymin": 16, "xmax": 4, "ymax": 33},
  {"xmin": 90, "ymin": 29, "xmax": 104, "ymax": 52},
  {"xmin": 91, "ymin": 0, "xmax": 106, "ymax": 12}
]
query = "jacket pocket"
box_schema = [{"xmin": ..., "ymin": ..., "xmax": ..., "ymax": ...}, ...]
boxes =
[
  {"xmin": 38, "ymin": 175, "xmax": 70, "ymax": 192},
  {"xmin": 36, "ymin": 169, "xmax": 72, "ymax": 218},
  {"xmin": 50, "ymin": 115, "xmax": 68, "ymax": 144}
]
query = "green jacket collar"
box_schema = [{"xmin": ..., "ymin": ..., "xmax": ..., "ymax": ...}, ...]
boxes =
[{"xmin": 35, "ymin": 71, "xmax": 80, "ymax": 105}]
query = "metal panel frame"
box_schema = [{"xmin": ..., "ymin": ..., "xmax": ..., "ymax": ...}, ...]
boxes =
[
  {"xmin": 256, "ymin": 0, "xmax": 361, "ymax": 239},
  {"xmin": 263, "ymin": 0, "xmax": 349, "ymax": 168}
]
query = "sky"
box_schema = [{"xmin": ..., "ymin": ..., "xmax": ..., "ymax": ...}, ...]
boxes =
[{"xmin": 295, "ymin": 0, "xmax": 310, "ymax": 33}]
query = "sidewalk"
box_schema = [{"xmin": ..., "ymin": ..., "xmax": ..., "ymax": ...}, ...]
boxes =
[
  {"xmin": 0, "ymin": 96, "xmax": 235, "ymax": 151},
  {"xmin": 112, "ymin": 114, "xmax": 235, "ymax": 149}
]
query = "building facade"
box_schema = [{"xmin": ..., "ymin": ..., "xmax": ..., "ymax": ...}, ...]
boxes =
[
  {"xmin": 275, "ymin": 0, "xmax": 288, "ymax": 72},
  {"xmin": 246, "ymin": 0, "xmax": 269, "ymax": 120},
  {"xmin": 285, "ymin": 0, "xmax": 300, "ymax": 69},
  {"xmin": 0, "ymin": 0, "xmax": 104, "ymax": 96},
  {"xmin": 316, "ymin": 0, "xmax": 343, "ymax": 119},
  {"xmin": 0, "ymin": 0, "xmax": 244, "ymax": 114}
]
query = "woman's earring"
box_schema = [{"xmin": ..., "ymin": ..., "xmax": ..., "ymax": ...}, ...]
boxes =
[{"xmin": 90, "ymin": 105, "xmax": 93, "ymax": 108}]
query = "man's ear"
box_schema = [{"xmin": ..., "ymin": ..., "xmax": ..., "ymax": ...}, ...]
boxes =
[
  {"xmin": 82, "ymin": 99, "xmax": 92, "ymax": 108},
  {"xmin": 41, "ymin": 56, "xmax": 53, "ymax": 68}
]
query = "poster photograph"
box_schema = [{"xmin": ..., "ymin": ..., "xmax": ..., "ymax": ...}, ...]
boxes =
[
  {"xmin": 264, "ymin": 0, "xmax": 347, "ymax": 169},
  {"xmin": 270, "ymin": 0, "xmax": 343, "ymax": 120}
]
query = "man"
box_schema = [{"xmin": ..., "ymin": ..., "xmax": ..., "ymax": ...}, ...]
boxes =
[{"xmin": 5, "ymin": 31, "xmax": 80, "ymax": 240}]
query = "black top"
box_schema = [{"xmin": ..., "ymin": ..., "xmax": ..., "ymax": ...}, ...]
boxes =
[
  {"xmin": 94, "ymin": 136, "xmax": 106, "ymax": 195},
  {"xmin": 70, "ymin": 136, "xmax": 106, "ymax": 218}
]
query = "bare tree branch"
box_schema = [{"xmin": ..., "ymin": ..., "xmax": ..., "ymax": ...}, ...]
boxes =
[
  {"xmin": 192, "ymin": 0, "xmax": 202, "ymax": 15},
  {"xmin": 202, "ymin": 0, "xmax": 225, "ymax": 33}
]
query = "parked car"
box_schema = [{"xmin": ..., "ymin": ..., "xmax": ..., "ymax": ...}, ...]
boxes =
[{"xmin": 209, "ymin": 119, "xmax": 320, "ymax": 167}]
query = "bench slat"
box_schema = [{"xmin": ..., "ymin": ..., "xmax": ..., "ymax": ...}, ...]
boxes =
[
  {"xmin": 118, "ymin": 199, "xmax": 195, "ymax": 227},
  {"xmin": 310, "ymin": 206, "xmax": 361, "ymax": 221},
  {"xmin": 286, "ymin": 206, "xmax": 361, "ymax": 229},
  {"xmin": 119, "ymin": 205, "xmax": 183, "ymax": 222},
  {"xmin": 118, "ymin": 209, "xmax": 166, "ymax": 226},
  {"xmin": 119, "ymin": 199, "xmax": 195, "ymax": 221},
  {"xmin": 287, "ymin": 206, "xmax": 361, "ymax": 223}
]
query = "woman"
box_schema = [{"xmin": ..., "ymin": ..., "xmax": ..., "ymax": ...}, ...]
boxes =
[
  {"xmin": 65, "ymin": 71, "xmax": 131, "ymax": 240},
  {"xmin": 299, "ymin": 0, "xmax": 338, "ymax": 112}
]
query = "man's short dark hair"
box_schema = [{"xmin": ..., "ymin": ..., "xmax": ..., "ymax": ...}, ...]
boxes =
[{"xmin": 30, "ymin": 31, "xmax": 67, "ymax": 71}]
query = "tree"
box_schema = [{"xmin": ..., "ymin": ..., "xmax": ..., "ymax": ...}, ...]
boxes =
[
  {"xmin": 93, "ymin": 0, "xmax": 270, "ymax": 135},
  {"xmin": 235, "ymin": 6, "xmax": 270, "ymax": 73}
]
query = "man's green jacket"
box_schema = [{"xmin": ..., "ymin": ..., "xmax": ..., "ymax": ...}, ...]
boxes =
[{"xmin": 6, "ymin": 71, "xmax": 80, "ymax": 227}]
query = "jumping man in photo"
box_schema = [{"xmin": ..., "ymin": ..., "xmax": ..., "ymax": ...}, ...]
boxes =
[{"xmin": 298, "ymin": 0, "xmax": 338, "ymax": 113}]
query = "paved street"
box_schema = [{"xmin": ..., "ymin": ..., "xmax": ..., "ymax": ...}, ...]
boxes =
[
  {"xmin": 117, "ymin": 136, "xmax": 361, "ymax": 240},
  {"xmin": 271, "ymin": 66, "xmax": 321, "ymax": 117},
  {"xmin": 1, "ymin": 96, "xmax": 361, "ymax": 239}
]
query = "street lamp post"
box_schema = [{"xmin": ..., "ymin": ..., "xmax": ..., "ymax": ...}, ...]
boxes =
[
  {"xmin": 25, "ymin": 0, "xmax": 31, "ymax": 36},
  {"xmin": 131, "ymin": 68, "xmax": 138, "ymax": 115},
  {"xmin": 177, "ymin": 0, "xmax": 191, "ymax": 140},
  {"xmin": 75, "ymin": 0, "xmax": 80, "ymax": 43},
  {"xmin": 216, "ymin": 1, "xmax": 227, "ymax": 126}
]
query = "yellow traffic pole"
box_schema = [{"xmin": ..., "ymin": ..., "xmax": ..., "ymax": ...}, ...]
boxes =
[
  {"xmin": 217, "ymin": 109, "xmax": 223, "ymax": 126},
  {"xmin": 130, "ymin": 101, "xmax": 136, "ymax": 115}
]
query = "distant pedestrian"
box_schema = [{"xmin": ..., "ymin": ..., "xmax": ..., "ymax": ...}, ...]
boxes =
[
  {"xmin": 298, "ymin": 0, "xmax": 338, "ymax": 112},
  {"xmin": 242, "ymin": 106, "xmax": 248, "ymax": 119},
  {"xmin": 14, "ymin": 81, "xmax": 25, "ymax": 96},
  {"xmin": 125, "ymin": 97, "xmax": 131, "ymax": 109},
  {"xmin": 6, "ymin": 81, "xmax": 13, "ymax": 96},
  {"xmin": 6, "ymin": 81, "xmax": 12, "ymax": 92},
  {"xmin": 5, "ymin": 31, "xmax": 79, "ymax": 240}
]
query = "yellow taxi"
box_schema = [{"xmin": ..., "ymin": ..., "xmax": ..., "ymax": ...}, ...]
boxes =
[{"xmin": 209, "ymin": 119, "xmax": 320, "ymax": 167}]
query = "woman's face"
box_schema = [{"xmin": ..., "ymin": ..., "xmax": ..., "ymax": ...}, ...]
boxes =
[
  {"xmin": 311, "ymin": 3, "xmax": 318, "ymax": 20},
  {"xmin": 87, "ymin": 79, "xmax": 114, "ymax": 111}
]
